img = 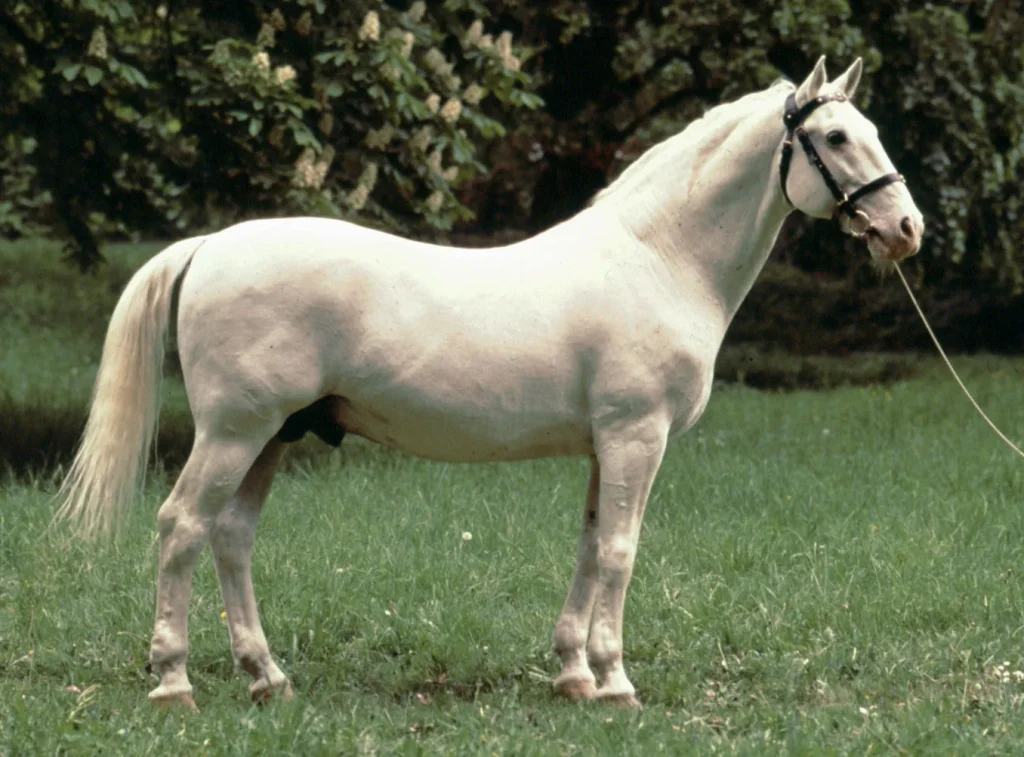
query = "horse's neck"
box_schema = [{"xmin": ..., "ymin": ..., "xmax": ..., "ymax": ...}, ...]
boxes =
[{"xmin": 601, "ymin": 98, "xmax": 793, "ymax": 327}]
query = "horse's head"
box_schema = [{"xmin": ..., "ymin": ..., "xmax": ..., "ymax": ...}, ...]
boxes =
[{"xmin": 781, "ymin": 56, "xmax": 924, "ymax": 263}]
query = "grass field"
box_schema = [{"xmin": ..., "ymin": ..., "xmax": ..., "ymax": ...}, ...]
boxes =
[{"xmin": 2, "ymin": 240, "xmax": 1024, "ymax": 755}]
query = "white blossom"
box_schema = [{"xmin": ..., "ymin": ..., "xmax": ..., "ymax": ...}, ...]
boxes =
[
  {"xmin": 439, "ymin": 98, "xmax": 462, "ymax": 124},
  {"xmin": 407, "ymin": 1, "xmax": 426, "ymax": 23},
  {"xmin": 275, "ymin": 65, "xmax": 296, "ymax": 85},
  {"xmin": 423, "ymin": 48, "xmax": 450, "ymax": 76},
  {"xmin": 359, "ymin": 11, "xmax": 380, "ymax": 42},
  {"xmin": 293, "ymin": 148, "xmax": 317, "ymax": 188},
  {"xmin": 293, "ymin": 147, "xmax": 333, "ymax": 190},
  {"xmin": 348, "ymin": 184, "xmax": 370, "ymax": 210},
  {"xmin": 496, "ymin": 31, "xmax": 513, "ymax": 59},
  {"xmin": 444, "ymin": 74, "xmax": 462, "ymax": 93},
  {"xmin": 358, "ymin": 163, "xmax": 379, "ymax": 192},
  {"xmin": 463, "ymin": 84, "xmax": 485, "ymax": 106},
  {"xmin": 426, "ymin": 190, "xmax": 444, "ymax": 213},
  {"xmin": 410, "ymin": 126, "xmax": 433, "ymax": 152},
  {"xmin": 87, "ymin": 27, "xmax": 108, "ymax": 61},
  {"xmin": 252, "ymin": 51, "xmax": 271, "ymax": 72},
  {"xmin": 256, "ymin": 22, "xmax": 275, "ymax": 48},
  {"xmin": 346, "ymin": 163, "xmax": 378, "ymax": 210}
]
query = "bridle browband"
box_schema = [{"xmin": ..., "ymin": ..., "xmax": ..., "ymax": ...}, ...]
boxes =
[{"xmin": 779, "ymin": 91, "xmax": 904, "ymax": 228}]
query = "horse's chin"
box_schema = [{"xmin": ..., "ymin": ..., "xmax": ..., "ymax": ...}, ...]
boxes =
[{"xmin": 867, "ymin": 237, "xmax": 897, "ymax": 275}]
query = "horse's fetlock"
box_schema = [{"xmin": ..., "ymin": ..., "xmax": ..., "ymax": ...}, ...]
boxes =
[
  {"xmin": 553, "ymin": 621, "xmax": 588, "ymax": 658},
  {"xmin": 149, "ymin": 641, "xmax": 187, "ymax": 673},
  {"xmin": 587, "ymin": 637, "xmax": 623, "ymax": 671}
]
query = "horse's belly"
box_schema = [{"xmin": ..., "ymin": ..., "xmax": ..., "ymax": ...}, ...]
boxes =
[{"xmin": 332, "ymin": 395, "xmax": 593, "ymax": 462}]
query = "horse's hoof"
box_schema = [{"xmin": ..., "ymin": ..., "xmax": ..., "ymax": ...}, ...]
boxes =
[
  {"xmin": 552, "ymin": 676, "xmax": 597, "ymax": 702},
  {"xmin": 149, "ymin": 689, "xmax": 199, "ymax": 712},
  {"xmin": 250, "ymin": 678, "xmax": 294, "ymax": 704},
  {"xmin": 596, "ymin": 690, "xmax": 642, "ymax": 710}
]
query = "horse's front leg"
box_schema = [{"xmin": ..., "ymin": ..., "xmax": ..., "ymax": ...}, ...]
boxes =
[
  {"xmin": 589, "ymin": 415, "xmax": 668, "ymax": 707},
  {"xmin": 552, "ymin": 414, "xmax": 668, "ymax": 707},
  {"xmin": 551, "ymin": 457, "xmax": 602, "ymax": 701}
]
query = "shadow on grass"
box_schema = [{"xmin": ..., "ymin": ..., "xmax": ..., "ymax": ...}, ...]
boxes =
[
  {"xmin": 1, "ymin": 350, "xmax": 923, "ymax": 480},
  {"xmin": 0, "ymin": 394, "xmax": 196, "ymax": 480},
  {"xmin": 714, "ymin": 348, "xmax": 922, "ymax": 392}
]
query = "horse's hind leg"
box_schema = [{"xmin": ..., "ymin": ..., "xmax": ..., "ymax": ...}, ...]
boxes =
[
  {"xmin": 209, "ymin": 438, "xmax": 292, "ymax": 703},
  {"xmin": 148, "ymin": 433, "xmax": 268, "ymax": 708}
]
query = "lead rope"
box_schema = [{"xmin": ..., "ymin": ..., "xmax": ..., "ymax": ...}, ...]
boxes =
[{"xmin": 895, "ymin": 263, "xmax": 1024, "ymax": 460}]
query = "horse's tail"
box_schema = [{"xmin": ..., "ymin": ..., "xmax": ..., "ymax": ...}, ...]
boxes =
[{"xmin": 56, "ymin": 237, "xmax": 206, "ymax": 538}]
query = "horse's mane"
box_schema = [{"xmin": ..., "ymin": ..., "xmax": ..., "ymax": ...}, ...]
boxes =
[{"xmin": 589, "ymin": 79, "xmax": 796, "ymax": 209}]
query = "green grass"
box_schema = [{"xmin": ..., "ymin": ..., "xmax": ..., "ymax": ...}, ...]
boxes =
[{"xmin": 2, "ymin": 239, "xmax": 1024, "ymax": 754}]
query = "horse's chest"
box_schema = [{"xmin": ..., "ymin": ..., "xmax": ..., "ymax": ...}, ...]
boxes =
[{"xmin": 668, "ymin": 367, "xmax": 714, "ymax": 437}]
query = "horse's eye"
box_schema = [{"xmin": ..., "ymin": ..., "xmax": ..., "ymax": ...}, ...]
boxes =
[{"xmin": 827, "ymin": 130, "xmax": 847, "ymax": 147}]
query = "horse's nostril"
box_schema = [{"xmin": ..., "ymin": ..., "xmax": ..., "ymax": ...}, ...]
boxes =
[{"xmin": 900, "ymin": 216, "xmax": 915, "ymax": 238}]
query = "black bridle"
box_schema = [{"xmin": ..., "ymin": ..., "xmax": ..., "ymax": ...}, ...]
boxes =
[{"xmin": 779, "ymin": 91, "xmax": 904, "ymax": 227}]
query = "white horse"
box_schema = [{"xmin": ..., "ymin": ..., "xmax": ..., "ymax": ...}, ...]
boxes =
[{"xmin": 58, "ymin": 57, "xmax": 923, "ymax": 709}]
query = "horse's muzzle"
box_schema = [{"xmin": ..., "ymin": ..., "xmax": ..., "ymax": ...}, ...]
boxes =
[{"xmin": 867, "ymin": 213, "xmax": 924, "ymax": 262}]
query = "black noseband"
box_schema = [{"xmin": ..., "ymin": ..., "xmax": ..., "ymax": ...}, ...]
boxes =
[{"xmin": 779, "ymin": 91, "xmax": 904, "ymax": 222}]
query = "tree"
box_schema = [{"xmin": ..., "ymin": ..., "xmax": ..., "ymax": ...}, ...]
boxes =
[{"xmin": 0, "ymin": 0, "xmax": 541, "ymax": 269}]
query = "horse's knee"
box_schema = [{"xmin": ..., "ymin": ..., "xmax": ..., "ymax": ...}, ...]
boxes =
[
  {"xmin": 210, "ymin": 508, "xmax": 256, "ymax": 555},
  {"xmin": 156, "ymin": 500, "xmax": 209, "ymax": 563},
  {"xmin": 596, "ymin": 536, "xmax": 637, "ymax": 582}
]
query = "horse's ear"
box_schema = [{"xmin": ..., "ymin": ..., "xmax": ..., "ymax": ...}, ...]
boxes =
[
  {"xmin": 795, "ymin": 56, "xmax": 828, "ymax": 106},
  {"xmin": 833, "ymin": 58, "xmax": 863, "ymax": 99}
]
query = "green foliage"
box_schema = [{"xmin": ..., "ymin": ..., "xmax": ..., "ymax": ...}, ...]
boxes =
[
  {"xmin": 175, "ymin": 1, "xmax": 539, "ymax": 234},
  {"xmin": 0, "ymin": 2, "xmax": 185, "ymax": 266},
  {"xmin": 0, "ymin": 0, "xmax": 540, "ymax": 266},
  {"xmin": 2, "ymin": 1, "xmax": 1023, "ymax": 292},
  {"xmin": 873, "ymin": 1, "xmax": 1024, "ymax": 290}
]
